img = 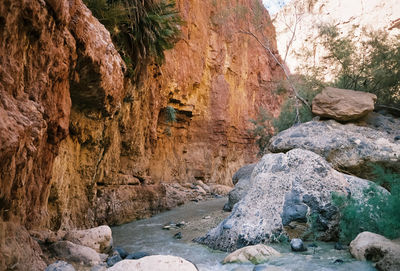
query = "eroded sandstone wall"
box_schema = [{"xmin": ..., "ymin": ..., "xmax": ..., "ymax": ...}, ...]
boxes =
[
  {"xmin": 48, "ymin": 0, "xmax": 284, "ymax": 229},
  {"xmin": 0, "ymin": 0, "xmax": 124, "ymax": 230},
  {"xmin": 0, "ymin": 0, "xmax": 283, "ymax": 235},
  {"xmin": 0, "ymin": 0, "xmax": 125, "ymax": 269}
]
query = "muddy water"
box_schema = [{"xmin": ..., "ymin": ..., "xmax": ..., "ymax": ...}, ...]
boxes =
[{"xmin": 111, "ymin": 198, "xmax": 376, "ymax": 271}]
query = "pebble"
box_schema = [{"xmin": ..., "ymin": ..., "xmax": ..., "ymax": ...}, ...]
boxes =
[
  {"xmin": 223, "ymin": 203, "xmax": 232, "ymax": 212},
  {"xmin": 106, "ymin": 254, "xmax": 122, "ymax": 267},
  {"xmin": 114, "ymin": 246, "xmax": 128, "ymax": 259},
  {"xmin": 290, "ymin": 238, "xmax": 307, "ymax": 252},
  {"xmin": 174, "ymin": 232, "xmax": 182, "ymax": 239},
  {"xmin": 126, "ymin": 252, "xmax": 150, "ymax": 260},
  {"xmin": 162, "ymin": 222, "xmax": 178, "ymax": 230},
  {"xmin": 334, "ymin": 259, "xmax": 344, "ymax": 264},
  {"xmin": 334, "ymin": 242, "xmax": 345, "ymax": 250}
]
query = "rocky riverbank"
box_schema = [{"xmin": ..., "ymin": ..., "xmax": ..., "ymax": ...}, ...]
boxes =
[{"xmin": 196, "ymin": 87, "xmax": 400, "ymax": 270}]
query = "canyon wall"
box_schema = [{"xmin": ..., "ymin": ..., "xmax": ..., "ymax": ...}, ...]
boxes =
[
  {"xmin": 0, "ymin": 0, "xmax": 284, "ymax": 244},
  {"xmin": 0, "ymin": 0, "xmax": 125, "ymax": 230},
  {"xmin": 48, "ymin": 0, "xmax": 284, "ymax": 230},
  {"xmin": 273, "ymin": 0, "xmax": 400, "ymax": 74},
  {"xmin": 0, "ymin": 0, "xmax": 125, "ymax": 268}
]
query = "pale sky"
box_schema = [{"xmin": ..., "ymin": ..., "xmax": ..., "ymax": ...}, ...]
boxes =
[{"xmin": 263, "ymin": 0, "xmax": 292, "ymax": 15}]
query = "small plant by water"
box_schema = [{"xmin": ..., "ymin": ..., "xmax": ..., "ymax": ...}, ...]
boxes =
[{"xmin": 332, "ymin": 165, "xmax": 400, "ymax": 244}]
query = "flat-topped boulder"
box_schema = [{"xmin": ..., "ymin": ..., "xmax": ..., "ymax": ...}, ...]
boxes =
[
  {"xmin": 63, "ymin": 225, "xmax": 112, "ymax": 253},
  {"xmin": 49, "ymin": 241, "xmax": 102, "ymax": 266},
  {"xmin": 269, "ymin": 120, "xmax": 400, "ymax": 179},
  {"xmin": 312, "ymin": 87, "xmax": 377, "ymax": 121},
  {"xmin": 106, "ymin": 255, "xmax": 198, "ymax": 271},
  {"xmin": 223, "ymin": 244, "xmax": 280, "ymax": 264}
]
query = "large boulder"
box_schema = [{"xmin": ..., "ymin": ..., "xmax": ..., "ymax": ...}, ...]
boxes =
[
  {"xmin": 312, "ymin": 87, "xmax": 377, "ymax": 121},
  {"xmin": 106, "ymin": 256, "xmax": 198, "ymax": 271},
  {"xmin": 49, "ymin": 241, "xmax": 102, "ymax": 266},
  {"xmin": 63, "ymin": 225, "xmax": 112, "ymax": 253},
  {"xmin": 195, "ymin": 149, "xmax": 380, "ymax": 251},
  {"xmin": 223, "ymin": 244, "xmax": 280, "ymax": 264},
  {"xmin": 269, "ymin": 120, "xmax": 400, "ymax": 179},
  {"xmin": 226, "ymin": 164, "xmax": 257, "ymax": 211},
  {"xmin": 350, "ymin": 232, "xmax": 400, "ymax": 271}
]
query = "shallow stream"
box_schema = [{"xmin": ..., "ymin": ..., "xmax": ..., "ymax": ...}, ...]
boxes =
[{"xmin": 112, "ymin": 198, "xmax": 376, "ymax": 271}]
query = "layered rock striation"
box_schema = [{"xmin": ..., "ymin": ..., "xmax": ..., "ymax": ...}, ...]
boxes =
[
  {"xmin": 47, "ymin": 0, "xmax": 284, "ymax": 230},
  {"xmin": 0, "ymin": 0, "xmax": 124, "ymax": 230},
  {"xmin": 0, "ymin": 0, "xmax": 283, "ymax": 258}
]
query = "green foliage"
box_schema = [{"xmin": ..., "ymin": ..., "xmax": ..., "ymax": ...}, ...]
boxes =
[
  {"xmin": 270, "ymin": 231, "xmax": 289, "ymax": 244},
  {"xmin": 273, "ymin": 76, "xmax": 323, "ymax": 133},
  {"xmin": 249, "ymin": 108, "xmax": 274, "ymax": 156},
  {"xmin": 305, "ymin": 24, "xmax": 400, "ymax": 107},
  {"xmin": 163, "ymin": 105, "xmax": 176, "ymax": 136},
  {"xmin": 332, "ymin": 165, "xmax": 400, "ymax": 244},
  {"xmin": 84, "ymin": 0, "xmax": 183, "ymax": 79},
  {"xmin": 165, "ymin": 105, "xmax": 176, "ymax": 123},
  {"xmin": 249, "ymin": 76, "xmax": 323, "ymax": 154},
  {"xmin": 302, "ymin": 212, "xmax": 321, "ymax": 241}
]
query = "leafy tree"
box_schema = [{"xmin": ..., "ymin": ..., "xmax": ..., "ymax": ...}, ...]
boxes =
[
  {"xmin": 301, "ymin": 24, "xmax": 400, "ymax": 107},
  {"xmin": 273, "ymin": 75, "xmax": 323, "ymax": 132},
  {"xmin": 84, "ymin": 0, "xmax": 183, "ymax": 79}
]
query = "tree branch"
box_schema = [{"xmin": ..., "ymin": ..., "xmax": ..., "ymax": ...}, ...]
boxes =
[{"xmin": 239, "ymin": 29, "xmax": 311, "ymax": 111}]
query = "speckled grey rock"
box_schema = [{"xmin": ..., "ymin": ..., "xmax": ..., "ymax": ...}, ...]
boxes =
[
  {"xmin": 232, "ymin": 163, "xmax": 257, "ymax": 185},
  {"xmin": 195, "ymin": 149, "xmax": 381, "ymax": 251},
  {"xmin": 45, "ymin": 261, "xmax": 75, "ymax": 271},
  {"xmin": 268, "ymin": 120, "xmax": 400, "ymax": 179},
  {"xmin": 226, "ymin": 164, "xmax": 257, "ymax": 211},
  {"xmin": 49, "ymin": 241, "xmax": 101, "ymax": 266}
]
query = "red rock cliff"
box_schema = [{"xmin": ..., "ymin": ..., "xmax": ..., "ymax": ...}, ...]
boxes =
[
  {"xmin": 0, "ymin": 0, "xmax": 283, "ymax": 268},
  {"xmin": 48, "ymin": 0, "xmax": 284, "ymax": 229}
]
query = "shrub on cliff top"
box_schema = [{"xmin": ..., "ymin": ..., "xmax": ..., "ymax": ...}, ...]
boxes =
[
  {"xmin": 84, "ymin": 0, "xmax": 183, "ymax": 79},
  {"xmin": 297, "ymin": 24, "xmax": 400, "ymax": 107}
]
